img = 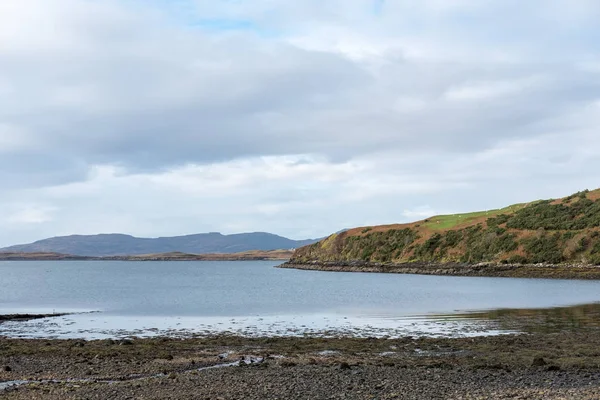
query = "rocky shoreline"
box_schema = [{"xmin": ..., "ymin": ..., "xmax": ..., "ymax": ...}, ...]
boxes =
[
  {"xmin": 279, "ymin": 261, "xmax": 600, "ymax": 279},
  {"xmin": 2, "ymin": 331, "xmax": 600, "ymax": 399},
  {"xmin": 0, "ymin": 314, "xmax": 69, "ymax": 324}
]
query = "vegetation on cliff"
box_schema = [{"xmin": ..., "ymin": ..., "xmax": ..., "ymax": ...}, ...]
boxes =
[{"xmin": 291, "ymin": 189, "xmax": 600, "ymax": 266}]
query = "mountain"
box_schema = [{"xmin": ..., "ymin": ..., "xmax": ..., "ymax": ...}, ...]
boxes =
[
  {"xmin": 0, "ymin": 232, "xmax": 320, "ymax": 257},
  {"xmin": 286, "ymin": 189, "xmax": 600, "ymax": 274}
]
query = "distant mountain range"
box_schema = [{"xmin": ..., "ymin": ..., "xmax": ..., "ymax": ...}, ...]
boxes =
[{"xmin": 0, "ymin": 232, "xmax": 321, "ymax": 257}]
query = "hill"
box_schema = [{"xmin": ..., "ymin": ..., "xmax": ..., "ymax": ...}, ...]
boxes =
[
  {"xmin": 111, "ymin": 250, "xmax": 293, "ymax": 261},
  {"xmin": 0, "ymin": 232, "xmax": 318, "ymax": 257},
  {"xmin": 0, "ymin": 249, "xmax": 293, "ymax": 261},
  {"xmin": 0, "ymin": 252, "xmax": 89, "ymax": 261},
  {"xmin": 282, "ymin": 189, "xmax": 600, "ymax": 279}
]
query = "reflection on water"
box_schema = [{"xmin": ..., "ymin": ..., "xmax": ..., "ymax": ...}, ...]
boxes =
[{"xmin": 430, "ymin": 302, "xmax": 600, "ymax": 334}]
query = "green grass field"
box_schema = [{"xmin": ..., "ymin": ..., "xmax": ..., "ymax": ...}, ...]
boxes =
[{"xmin": 422, "ymin": 203, "xmax": 528, "ymax": 231}]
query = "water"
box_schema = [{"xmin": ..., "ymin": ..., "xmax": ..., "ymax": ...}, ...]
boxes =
[{"xmin": 1, "ymin": 260, "xmax": 600, "ymax": 339}]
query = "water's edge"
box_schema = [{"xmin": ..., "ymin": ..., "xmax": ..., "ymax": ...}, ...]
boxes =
[{"xmin": 279, "ymin": 261, "xmax": 600, "ymax": 279}]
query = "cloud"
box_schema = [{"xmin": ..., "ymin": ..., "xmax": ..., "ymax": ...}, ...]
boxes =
[
  {"xmin": 402, "ymin": 207, "xmax": 440, "ymax": 220},
  {"xmin": 443, "ymin": 76, "xmax": 549, "ymax": 101},
  {"xmin": 5, "ymin": 205, "xmax": 57, "ymax": 225},
  {"xmin": 0, "ymin": 0, "xmax": 598, "ymax": 245}
]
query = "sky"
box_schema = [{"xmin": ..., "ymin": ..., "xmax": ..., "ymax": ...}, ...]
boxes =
[{"xmin": 0, "ymin": 0, "xmax": 599, "ymax": 246}]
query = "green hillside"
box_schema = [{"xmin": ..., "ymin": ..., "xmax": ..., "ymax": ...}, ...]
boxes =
[{"xmin": 291, "ymin": 189, "xmax": 600, "ymax": 266}]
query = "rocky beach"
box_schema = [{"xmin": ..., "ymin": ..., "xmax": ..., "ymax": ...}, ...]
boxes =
[
  {"xmin": 2, "ymin": 328, "xmax": 600, "ymax": 399},
  {"xmin": 278, "ymin": 261, "xmax": 600, "ymax": 280}
]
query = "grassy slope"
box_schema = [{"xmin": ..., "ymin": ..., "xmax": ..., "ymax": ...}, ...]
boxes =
[{"xmin": 291, "ymin": 189, "xmax": 600, "ymax": 266}]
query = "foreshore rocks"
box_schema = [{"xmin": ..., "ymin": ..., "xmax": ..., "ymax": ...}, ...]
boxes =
[
  {"xmin": 278, "ymin": 260, "xmax": 600, "ymax": 279},
  {"xmin": 3, "ymin": 333, "xmax": 600, "ymax": 399}
]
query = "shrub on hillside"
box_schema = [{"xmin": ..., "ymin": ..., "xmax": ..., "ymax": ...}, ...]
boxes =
[
  {"xmin": 460, "ymin": 227, "xmax": 518, "ymax": 263},
  {"xmin": 341, "ymin": 228, "xmax": 418, "ymax": 262},
  {"xmin": 505, "ymin": 197, "xmax": 600, "ymax": 230},
  {"xmin": 487, "ymin": 214, "xmax": 511, "ymax": 228},
  {"xmin": 522, "ymin": 232, "xmax": 564, "ymax": 264}
]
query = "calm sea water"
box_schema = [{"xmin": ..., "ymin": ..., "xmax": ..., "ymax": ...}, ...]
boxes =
[{"xmin": 1, "ymin": 261, "xmax": 600, "ymax": 339}]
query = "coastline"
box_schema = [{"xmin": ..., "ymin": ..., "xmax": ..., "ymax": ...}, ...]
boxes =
[
  {"xmin": 3, "ymin": 303, "xmax": 600, "ymax": 398},
  {"xmin": 0, "ymin": 313, "xmax": 69, "ymax": 324},
  {"xmin": 0, "ymin": 250, "xmax": 292, "ymax": 262},
  {"xmin": 279, "ymin": 261, "xmax": 600, "ymax": 279}
]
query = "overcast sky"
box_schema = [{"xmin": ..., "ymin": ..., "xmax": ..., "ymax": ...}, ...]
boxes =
[{"xmin": 0, "ymin": 0, "xmax": 599, "ymax": 246}]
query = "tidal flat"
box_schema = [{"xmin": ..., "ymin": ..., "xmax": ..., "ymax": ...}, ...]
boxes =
[{"xmin": 2, "ymin": 305, "xmax": 600, "ymax": 399}]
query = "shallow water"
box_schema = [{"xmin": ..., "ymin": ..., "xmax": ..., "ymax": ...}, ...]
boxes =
[{"xmin": 1, "ymin": 260, "xmax": 600, "ymax": 338}]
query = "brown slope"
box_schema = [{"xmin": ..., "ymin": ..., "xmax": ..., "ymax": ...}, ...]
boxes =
[{"xmin": 284, "ymin": 189, "xmax": 600, "ymax": 278}]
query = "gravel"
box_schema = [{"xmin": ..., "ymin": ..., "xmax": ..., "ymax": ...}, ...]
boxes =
[{"xmin": 2, "ymin": 332, "xmax": 600, "ymax": 399}]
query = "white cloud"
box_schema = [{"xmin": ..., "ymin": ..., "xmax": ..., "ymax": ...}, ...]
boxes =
[
  {"xmin": 402, "ymin": 207, "xmax": 439, "ymax": 220},
  {"xmin": 0, "ymin": 0, "xmax": 598, "ymax": 245},
  {"xmin": 6, "ymin": 205, "xmax": 57, "ymax": 225},
  {"xmin": 444, "ymin": 76, "xmax": 548, "ymax": 101},
  {"xmin": 0, "ymin": 124, "xmax": 32, "ymax": 153}
]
